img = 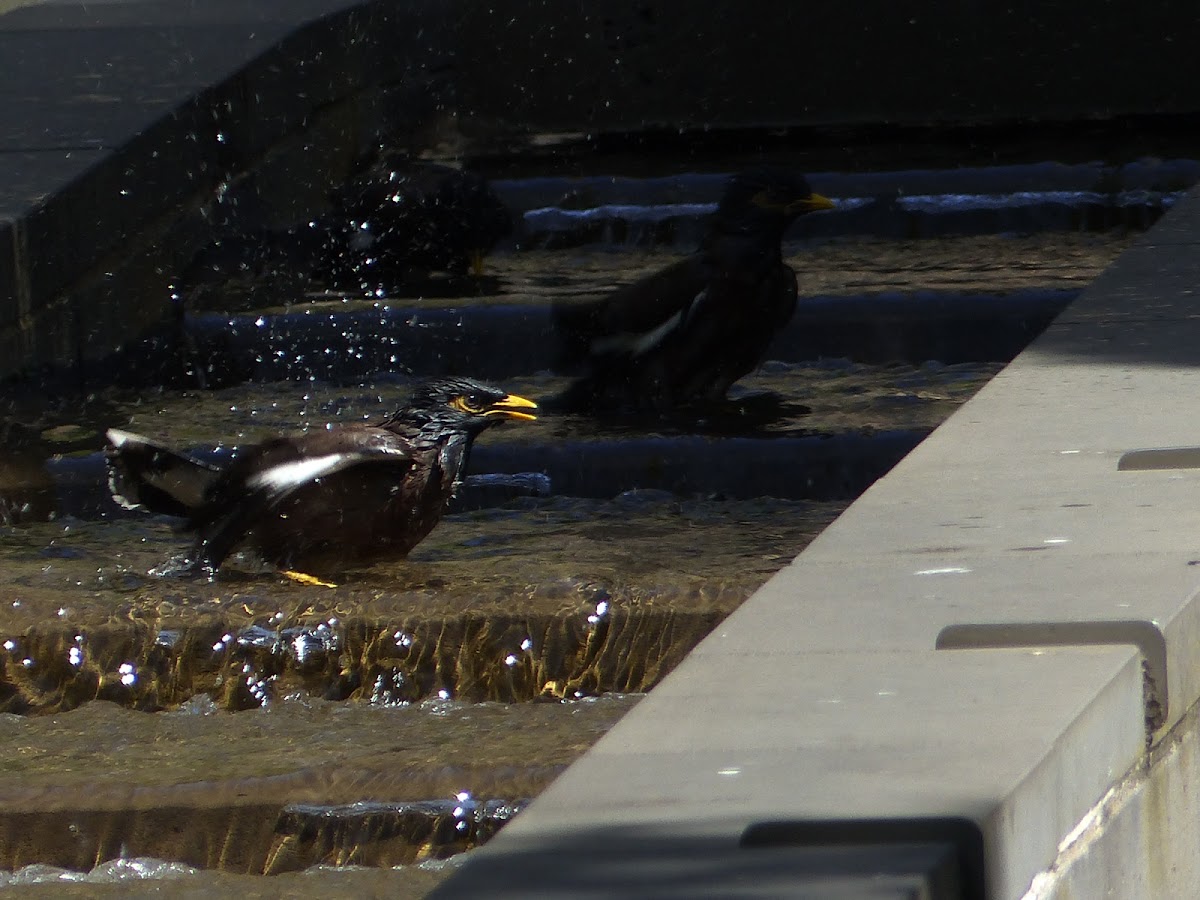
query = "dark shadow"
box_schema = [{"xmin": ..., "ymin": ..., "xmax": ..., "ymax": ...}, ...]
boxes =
[
  {"xmin": 428, "ymin": 820, "xmax": 980, "ymax": 898},
  {"xmin": 744, "ymin": 817, "xmax": 985, "ymax": 900}
]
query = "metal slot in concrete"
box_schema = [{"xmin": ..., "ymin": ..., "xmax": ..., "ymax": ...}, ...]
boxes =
[{"xmin": 937, "ymin": 621, "xmax": 1169, "ymax": 734}]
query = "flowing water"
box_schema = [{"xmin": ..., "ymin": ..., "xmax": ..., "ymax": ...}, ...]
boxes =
[{"xmin": 0, "ymin": 163, "xmax": 1171, "ymax": 894}]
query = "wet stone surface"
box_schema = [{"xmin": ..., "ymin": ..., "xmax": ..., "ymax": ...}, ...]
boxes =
[
  {"xmin": 194, "ymin": 230, "xmax": 1134, "ymax": 312},
  {"xmin": 0, "ymin": 694, "xmax": 637, "ymax": 877},
  {"xmin": 503, "ymin": 232, "xmax": 1135, "ymax": 304}
]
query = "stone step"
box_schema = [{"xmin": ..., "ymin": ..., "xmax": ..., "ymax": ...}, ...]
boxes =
[{"xmin": 0, "ymin": 693, "xmax": 638, "ymax": 875}]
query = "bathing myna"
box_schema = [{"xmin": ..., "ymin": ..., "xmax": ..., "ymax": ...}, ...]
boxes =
[
  {"xmin": 313, "ymin": 157, "xmax": 514, "ymax": 285},
  {"xmin": 105, "ymin": 377, "xmax": 537, "ymax": 582},
  {"xmin": 188, "ymin": 161, "xmax": 513, "ymax": 290},
  {"xmin": 553, "ymin": 169, "xmax": 834, "ymax": 412}
]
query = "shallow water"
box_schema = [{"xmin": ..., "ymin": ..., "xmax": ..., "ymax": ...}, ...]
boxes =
[
  {"xmin": 0, "ymin": 349, "xmax": 997, "ymax": 716},
  {"xmin": 0, "ymin": 859, "xmax": 459, "ymax": 899},
  {"xmin": 0, "ymin": 179, "xmax": 1149, "ymax": 891},
  {"xmin": 34, "ymin": 359, "xmax": 999, "ymax": 449},
  {"xmin": 0, "ymin": 494, "xmax": 844, "ymax": 714},
  {"xmin": 0, "ymin": 693, "xmax": 639, "ymax": 883}
]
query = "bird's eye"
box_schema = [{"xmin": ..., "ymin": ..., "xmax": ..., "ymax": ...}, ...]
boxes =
[
  {"xmin": 450, "ymin": 395, "xmax": 485, "ymax": 414},
  {"xmin": 751, "ymin": 188, "xmax": 786, "ymax": 210}
]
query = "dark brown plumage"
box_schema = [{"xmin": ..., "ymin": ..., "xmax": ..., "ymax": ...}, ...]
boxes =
[
  {"xmin": 105, "ymin": 377, "xmax": 537, "ymax": 581},
  {"xmin": 553, "ymin": 169, "xmax": 834, "ymax": 412},
  {"xmin": 187, "ymin": 160, "xmax": 513, "ymax": 291},
  {"xmin": 315, "ymin": 158, "xmax": 514, "ymax": 285}
]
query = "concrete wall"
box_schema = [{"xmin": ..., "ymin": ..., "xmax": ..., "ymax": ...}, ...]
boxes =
[
  {"xmin": 1029, "ymin": 692, "xmax": 1200, "ymax": 898},
  {"xmin": 446, "ymin": 1, "xmax": 1200, "ymax": 135}
]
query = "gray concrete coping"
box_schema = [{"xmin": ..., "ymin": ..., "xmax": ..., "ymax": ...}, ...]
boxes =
[{"xmin": 432, "ymin": 187, "xmax": 1200, "ymax": 897}]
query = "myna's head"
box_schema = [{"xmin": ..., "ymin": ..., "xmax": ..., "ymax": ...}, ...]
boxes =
[
  {"xmin": 392, "ymin": 376, "xmax": 538, "ymax": 436},
  {"xmin": 715, "ymin": 168, "xmax": 835, "ymax": 234}
]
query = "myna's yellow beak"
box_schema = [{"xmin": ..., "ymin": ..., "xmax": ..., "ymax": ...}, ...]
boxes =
[
  {"xmin": 789, "ymin": 192, "xmax": 835, "ymax": 213},
  {"xmin": 485, "ymin": 393, "xmax": 538, "ymax": 421}
]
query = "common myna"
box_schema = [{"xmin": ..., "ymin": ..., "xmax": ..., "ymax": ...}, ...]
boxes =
[
  {"xmin": 105, "ymin": 377, "xmax": 537, "ymax": 582},
  {"xmin": 314, "ymin": 158, "xmax": 514, "ymax": 285},
  {"xmin": 189, "ymin": 161, "xmax": 513, "ymax": 290},
  {"xmin": 553, "ymin": 169, "xmax": 834, "ymax": 412}
]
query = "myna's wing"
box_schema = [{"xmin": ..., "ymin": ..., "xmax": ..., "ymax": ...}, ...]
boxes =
[
  {"xmin": 105, "ymin": 428, "xmax": 222, "ymax": 517},
  {"xmin": 231, "ymin": 430, "xmax": 419, "ymax": 503},
  {"xmin": 554, "ymin": 254, "xmax": 709, "ymax": 359},
  {"xmin": 186, "ymin": 430, "xmax": 421, "ymax": 566}
]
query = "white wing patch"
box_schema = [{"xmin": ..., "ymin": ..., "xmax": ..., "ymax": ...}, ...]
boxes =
[
  {"xmin": 107, "ymin": 473, "xmax": 141, "ymax": 511},
  {"xmin": 628, "ymin": 310, "xmax": 684, "ymax": 356},
  {"xmin": 247, "ymin": 454, "xmax": 351, "ymax": 492},
  {"xmin": 246, "ymin": 442, "xmax": 412, "ymax": 495},
  {"xmin": 589, "ymin": 289, "xmax": 707, "ymax": 358},
  {"xmin": 106, "ymin": 428, "xmax": 138, "ymax": 448}
]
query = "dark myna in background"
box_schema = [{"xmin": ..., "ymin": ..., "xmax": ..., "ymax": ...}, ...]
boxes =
[
  {"xmin": 552, "ymin": 169, "xmax": 834, "ymax": 412},
  {"xmin": 188, "ymin": 160, "xmax": 513, "ymax": 291},
  {"xmin": 105, "ymin": 377, "xmax": 537, "ymax": 583},
  {"xmin": 314, "ymin": 157, "xmax": 514, "ymax": 286}
]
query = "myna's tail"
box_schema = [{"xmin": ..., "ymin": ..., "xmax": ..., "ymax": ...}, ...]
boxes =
[{"xmin": 105, "ymin": 429, "xmax": 222, "ymax": 519}]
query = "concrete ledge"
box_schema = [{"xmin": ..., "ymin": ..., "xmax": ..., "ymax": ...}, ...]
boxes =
[{"xmin": 435, "ymin": 646, "xmax": 1143, "ymax": 898}]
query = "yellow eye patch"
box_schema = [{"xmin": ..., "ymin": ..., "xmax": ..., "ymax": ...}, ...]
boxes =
[{"xmin": 449, "ymin": 392, "xmax": 538, "ymax": 420}]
